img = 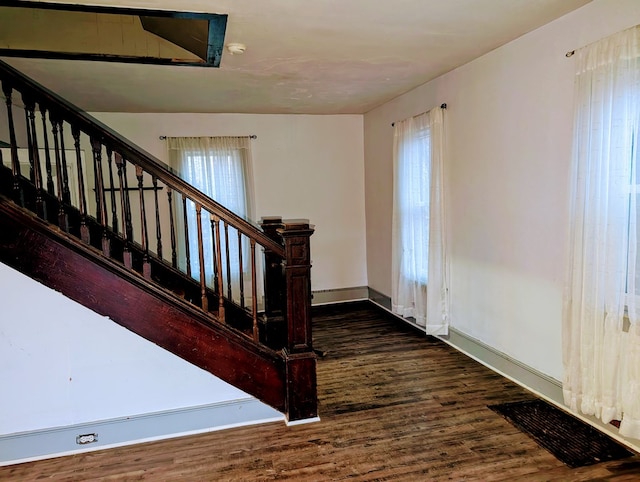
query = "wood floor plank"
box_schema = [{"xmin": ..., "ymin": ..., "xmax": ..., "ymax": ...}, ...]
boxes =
[{"xmin": 2, "ymin": 301, "xmax": 639, "ymax": 480}]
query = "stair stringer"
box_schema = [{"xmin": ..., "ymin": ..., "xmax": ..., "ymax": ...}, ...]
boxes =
[{"xmin": 0, "ymin": 196, "xmax": 287, "ymax": 413}]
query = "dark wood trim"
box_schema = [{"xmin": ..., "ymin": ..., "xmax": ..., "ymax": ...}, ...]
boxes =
[{"xmin": 0, "ymin": 196, "xmax": 288, "ymax": 413}]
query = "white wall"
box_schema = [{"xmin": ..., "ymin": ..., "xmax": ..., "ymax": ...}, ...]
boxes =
[
  {"xmin": 0, "ymin": 262, "xmax": 256, "ymax": 436},
  {"xmin": 364, "ymin": 0, "xmax": 640, "ymax": 381},
  {"xmin": 92, "ymin": 113, "xmax": 367, "ymax": 292}
]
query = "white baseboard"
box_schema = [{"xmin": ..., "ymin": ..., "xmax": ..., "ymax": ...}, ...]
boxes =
[
  {"xmin": 443, "ymin": 327, "xmax": 563, "ymax": 402},
  {"xmin": 312, "ymin": 286, "xmax": 368, "ymax": 305},
  {"xmin": 0, "ymin": 398, "xmax": 283, "ymax": 466}
]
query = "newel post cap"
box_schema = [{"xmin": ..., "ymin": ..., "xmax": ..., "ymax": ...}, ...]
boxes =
[{"xmin": 279, "ymin": 219, "xmax": 315, "ymax": 235}]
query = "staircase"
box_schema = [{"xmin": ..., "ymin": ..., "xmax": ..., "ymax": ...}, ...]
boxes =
[{"xmin": 0, "ymin": 60, "xmax": 317, "ymax": 422}]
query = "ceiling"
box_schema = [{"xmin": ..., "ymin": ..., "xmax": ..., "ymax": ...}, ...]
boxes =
[{"xmin": 1, "ymin": 0, "xmax": 591, "ymax": 115}]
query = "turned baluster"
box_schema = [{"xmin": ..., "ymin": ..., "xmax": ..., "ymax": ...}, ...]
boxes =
[
  {"xmin": 115, "ymin": 153, "xmax": 132, "ymax": 269},
  {"xmin": 211, "ymin": 215, "xmax": 225, "ymax": 322},
  {"xmin": 72, "ymin": 126, "xmax": 89, "ymax": 243},
  {"xmin": 49, "ymin": 113, "xmax": 68, "ymax": 231},
  {"xmin": 119, "ymin": 155, "xmax": 133, "ymax": 241},
  {"xmin": 250, "ymin": 239, "xmax": 258, "ymax": 342},
  {"xmin": 106, "ymin": 148, "xmax": 118, "ymax": 234},
  {"xmin": 39, "ymin": 105, "xmax": 55, "ymax": 195},
  {"xmin": 22, "ymin": 96, "xmax": 35, "ymax": 183},
  {"xmin": 2, "ymin": 81, "xmax": 23, "ymax": 205},
  {"xmin": 24, "ymin": 96, "xmax": 45, "ymax": 219},
  {"xmin": 196, "ymin": 203, "xmax": 208, "ymax": 311},
  {"xmin": 152, "ymin": 176, "xmax": 162, "ymax": 259},
  {"xmin": 181, "ymin": 194, "xmax": 191, "ymax": 277},
  {"xmin": 57, "ymin": 121, "xmax": 72, "ymax": 205},
  {"xmin": 238, "ymin": 230, "xmax": 245, "ymax": 309},
  {"xmin": 91, "ymin": 138, "xmax": 109, "ymax": 256},
  {"xmin": 91, "ymin": 138, "xmax": 105, "ymax": 224},
  {"xmin": 209, "ymin": 214, "xmax": 220, "ymax": 295},
  {"xmin": 224, "ymin": 222, "xmax": 232, "ymax": 300},
  {"xmin": 167, "ymin": 187, "xmax": 177, "ymax": 268},
  {"xmin": 136, "ymin": 165, "xmax": 151, "ymax": 279}
]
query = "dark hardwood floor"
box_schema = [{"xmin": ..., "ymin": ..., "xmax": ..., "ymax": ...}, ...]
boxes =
[{"xmin": 2, "ymin": 301, "xmax": 640, "ymax": 481}]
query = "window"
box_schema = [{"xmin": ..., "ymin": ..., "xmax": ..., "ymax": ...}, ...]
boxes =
[
  {"xmin": 395, "ymin": 117, "xmax": 431, "ymax": 285},
  {"xmin": 167, "ymin": 136, "xmax": 255, "ymax": 301},
  {"xmin": 563, "ymin": 24, "xmax": 640, "ymax": 438},
  {"xmin": 391, "ymin": 107, "xmax": 449, "ymax": 335},
  {"xmin": 173, "ymin": 140, "xmax": 252, "ymax": 220}
]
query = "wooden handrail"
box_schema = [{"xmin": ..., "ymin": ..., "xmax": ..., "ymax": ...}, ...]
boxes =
[{"xmin": 0, "ymin": 60, "xmax": 285, "ymax": 257}]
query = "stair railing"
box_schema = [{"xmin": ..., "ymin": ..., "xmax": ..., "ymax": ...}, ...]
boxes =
[{"xmin": 0, "ymin": 60, "xmax": 315, "ymax": 375}]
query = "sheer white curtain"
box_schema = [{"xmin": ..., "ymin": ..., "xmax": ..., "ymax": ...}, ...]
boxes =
[
  {"xmin": 392, "ymin": 107, "xmax": 449, "ymax": 335},
  {"xmin": 167, "ymin": 136, "xmax": 256, "ymax": 304},
  {"xmin": 564, "ymin": 25, "xmax": 640, "ymax": 439}
]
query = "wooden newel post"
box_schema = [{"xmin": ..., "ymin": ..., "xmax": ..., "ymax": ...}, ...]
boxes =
[
  {"xmin": 280, "ymin": 219, "xmax": 314, "ymax": 353},
  {"xmin": 279, "ymin": 219, "xmax": 317, "ymax": 421}
]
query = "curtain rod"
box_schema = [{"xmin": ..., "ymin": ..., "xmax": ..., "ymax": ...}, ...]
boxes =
[
  {"xmin": 564, "ymin": 23, "xmax": 640, "ymax": 58},
  {"xmin": 159, "ymin": 135, "xmax": 257, "ymax": 140},
  {"xmin": 391, "ymin": 103, "xmax": 447, "ymax": 127}
]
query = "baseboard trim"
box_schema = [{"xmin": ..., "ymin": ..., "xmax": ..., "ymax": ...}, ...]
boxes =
[
  {"xmin": 0, "ymin": 398, "xmax": 283, "ymax": 467},
  {"xmin": 312, "ymin": 286, "xmax": 368, "ymax": 306},
  {"xmin": 443, "ymin": 327, "xmax": 563, "ymax": 402},
  {"xmin": 368, "ymin": 287, "xmax": 392, "ymax": 311}
]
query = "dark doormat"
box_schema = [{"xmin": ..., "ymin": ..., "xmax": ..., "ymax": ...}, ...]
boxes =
[{"xmin": 488, "ymin": 399, "xmax": 634, "ymax": 468}]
